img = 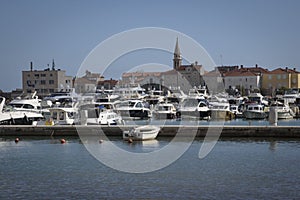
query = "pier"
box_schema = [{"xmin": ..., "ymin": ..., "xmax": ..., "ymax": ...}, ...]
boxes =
[{"xmin": 0, "ymin": 125, "xmax": 299, "ymax": 138}]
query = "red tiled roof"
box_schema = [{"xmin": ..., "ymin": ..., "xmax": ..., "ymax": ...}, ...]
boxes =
[
  {"xmin": 224, "ymin": 70, "xmax": 258, "ymax": 77},
  {"xmin": 268, "ymin": 68, "xmax": 299, "ymax": 74}
]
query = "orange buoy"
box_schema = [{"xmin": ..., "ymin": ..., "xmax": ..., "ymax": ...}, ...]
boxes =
[
  {"xmin": 60, "ymin": 139, "xmax": 66, "ymax": 144},
  {"xmin": 15, "ymin": 138, "xmax": 19, "ymax": 143}
]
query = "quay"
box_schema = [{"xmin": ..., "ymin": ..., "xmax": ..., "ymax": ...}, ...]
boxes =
[{"xmin": 0, "ymin": 125, "xmax": 299, "ymax": 138}]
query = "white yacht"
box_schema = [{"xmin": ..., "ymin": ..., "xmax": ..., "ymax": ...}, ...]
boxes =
[
  {"xmin": 0, "ymin": 97, "xmax": 44, "ymax": 125},
  {"xmin": 176, "ymin": 98, "xmax": 210, "ymax": 119},
  {"xmin": 115, "ymin": 100, "xmax": 152, "ymax": 119},
  {"xmin": 269, "ymin": 101, "xmax": 294, "ymax": 119},
  {"xmin": 209, "ymin": 101, "xmax": 235, "ymax": 120}
]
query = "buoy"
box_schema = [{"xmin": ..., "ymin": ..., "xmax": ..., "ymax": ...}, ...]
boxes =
[
  {"xmin": 99, "ymin": 139, "xmax": 104, "ymax": 143},
  {"xmin": 15, "ymin": 138, "xmax": 19, "ymax": 143},
  {"xmin": 128, "ymin": 138, "xmax": 133, "ymax": 143},
  {"xmin": 60, "ymin": 139, "xmax": 66, "ymax": 144}
]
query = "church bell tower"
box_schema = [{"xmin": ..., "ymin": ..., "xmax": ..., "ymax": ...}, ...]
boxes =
[{"xmin": 173, "ymin": 37, "xmax": 182, "ymax": 70}]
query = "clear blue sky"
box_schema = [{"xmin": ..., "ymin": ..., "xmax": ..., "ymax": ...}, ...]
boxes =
[{"xmin": 0, "ymin": 0, "xmax": 299, "ymax": 91}]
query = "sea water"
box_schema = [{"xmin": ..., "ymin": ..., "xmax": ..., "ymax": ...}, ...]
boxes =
[{"xmin": 0, "ymin": 136, "xmax": 299, "ymax": 199}]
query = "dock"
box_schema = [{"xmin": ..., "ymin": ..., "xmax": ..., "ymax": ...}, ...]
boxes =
[{"xmin": 0, "ymin": 125, "xmax": 299, "ymax": 138}]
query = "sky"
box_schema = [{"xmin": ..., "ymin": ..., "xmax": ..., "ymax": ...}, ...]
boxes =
[{"xmin": 0, "ymin": 0, "xmax": 300, "ymax": 91}]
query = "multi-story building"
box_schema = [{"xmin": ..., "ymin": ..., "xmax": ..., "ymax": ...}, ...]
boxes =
[
  {"xmin": 261, "ymin": 67, "xmax": 300, "ymax": 95},
  {"xmin": 22, "ymin": 61, "xmax": 73, "ymax": 97}
]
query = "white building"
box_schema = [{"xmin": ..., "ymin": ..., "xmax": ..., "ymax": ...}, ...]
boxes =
[{"xmin": 224, "ymin": 70, "xmax": 261, "ymax": 90}]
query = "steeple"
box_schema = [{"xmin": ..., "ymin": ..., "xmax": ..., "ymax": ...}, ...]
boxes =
[{"xmin": 173, "ymin": 37, "xmax": 182, "ymax": 70}]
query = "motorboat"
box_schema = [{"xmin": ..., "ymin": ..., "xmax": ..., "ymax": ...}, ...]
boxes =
[
  {"xmin": 230, "ymin": 104, "xmax": 244, "ymax": 118},
  {"xmin": 95, "ymin": 89, "xmax": 120, "ymax": 102},
  {"xmin": 0, "ymin": 97, "xmax": 44, "ymax": 125},
  {"xmin": 144, "ymin": 90, "xmax": 165, "ymax": 106},
  {"xmin": 123, "ymin": 125, "xmax": 160, "ymax": 141},
  {"xmin": 115, "ymin": 100, "xmax": 152, "ymax": 119},
  {"xmin": 243, "ymin": 104, "xmax": 267, "ymax": 119},
  {"xmin": 8, "ymin": 91, "xmax": 50, "ymax": 118},
  {"xmin": 78, "ymin": 103, "xmax": 122, "ymax": 125},
  {"xmin": 247, "ymin": 93, "xmax": 269, "ymax": 106},
  {"xmin": 283, "ymin": 89, "xmax": 299, "ymax": 104},
  {"xmin": 153, "ymin": 103, "xmax": 177, "ymax": 119},
  {"xmin": 268, "ymin": 101, "xmax": 294, "ymax": 119},
  {"xmin": 176, "ymin": 98, "xmax": 210, "ymax": 119},
  {"xmin": 209, "ymin": 101, "xmax": 235, "ymax": 120},
  {"xmin": 48, "ymin": 107, "xmax": 77, "ymax": 125}
]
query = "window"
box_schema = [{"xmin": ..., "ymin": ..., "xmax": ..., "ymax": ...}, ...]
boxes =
[
  {"xmin": 41, "ymin": 89, "xmax": 48, "ymax": 93},
  {"xmin": 282, "ymin": 74, "xmax": 286, "ymax": 79},
  {"xmin": 23, "ymin": 104, "xmax": 34, "ymax": 109},
  {"xmin": 245, "ymin": 78, "xmax": 248, "ymax": 82},
  {"xmin": 49, "ymin": 80, "xmax": 54, "ymax": 84},
  {"xmin": 27, "ymin": 74, "xmax": 30, "ymax": 77},
  {"xmin": 50, "ymin": 74, "xmax": 53, "ymax": 77},
  {"xmin": 59, "ymin": 112, "xmax": 64, "ymax": 120},
  {"xmin": 52, "ymin": 112, "xmax": 57, "ymax": 120},
  {"xmin": 41, "ymin": 74, "xmax": 46, "ymax": 77},
  {"xmin": 41, "ymin": 80, "xmax": 46, "ymax": 85},
  {"xmin": 277, "ymin": 75, "xmax": 281, "ymax": 80},
  {"xmin": 49, "ymin": 89, "xmax": 54, "ymax": 93},
  {"xmin": 34, "ymin": 74, "xmax": 39, "ymax": 78}
]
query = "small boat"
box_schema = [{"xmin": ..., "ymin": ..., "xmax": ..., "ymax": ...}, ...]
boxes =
[{"xmin": 123, "ymin": 125, "xmax": 160, "ymax": 141}]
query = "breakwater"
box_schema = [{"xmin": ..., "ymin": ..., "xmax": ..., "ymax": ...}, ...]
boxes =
[{"xmin": 0, "ymin": 125, "xmax": 299, "ymax": 137}]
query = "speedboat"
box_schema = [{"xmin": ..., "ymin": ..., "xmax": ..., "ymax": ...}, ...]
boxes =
[
  {"xmin": 123, "ymin": 125, "xmax": 160, "ymax": 141},
  {"xmin": 153, "ymin": 103, "xmax": 177, "ymax": 119},
  {"xmin": 243, "ymin": 104, "xmax": 267, "ymax": 119}
]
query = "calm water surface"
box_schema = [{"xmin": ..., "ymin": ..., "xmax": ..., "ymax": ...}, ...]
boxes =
[{"xmin": 0, "ymin": 136, "xmax": 299, "ymax": 199}]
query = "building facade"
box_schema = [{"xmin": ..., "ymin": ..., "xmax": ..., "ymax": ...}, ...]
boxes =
[
  {"xmin": 22, "ymin": 61, "xmax": 73, "ymax": 97},
  {"xmin": 261, "ymin": 67, "xmax": 300, "ymax": 94}
]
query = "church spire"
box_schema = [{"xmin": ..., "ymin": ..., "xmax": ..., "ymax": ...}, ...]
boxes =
[
  {"xmin": 174, "ymin": 37, "xmax": 181, "ymax": 56},
  {"xmin": 173, "ymin": 37, "xmax": 182, "ymax": 70}
]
